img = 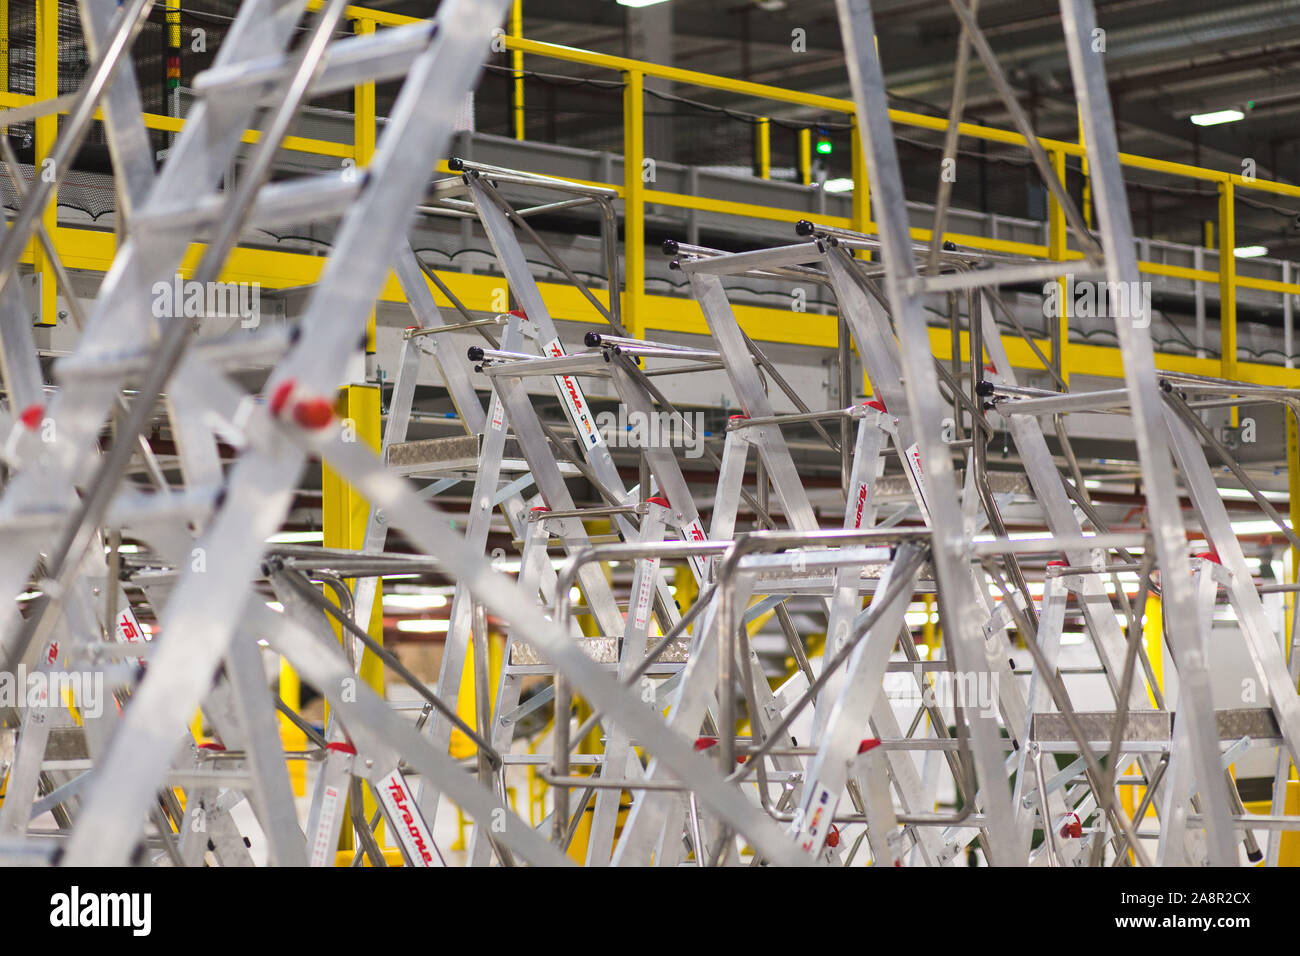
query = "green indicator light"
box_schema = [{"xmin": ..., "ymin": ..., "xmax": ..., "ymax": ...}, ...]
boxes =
[{"xmin": 816, "ymin": 139, "xmax": 832, "ymax": 155}]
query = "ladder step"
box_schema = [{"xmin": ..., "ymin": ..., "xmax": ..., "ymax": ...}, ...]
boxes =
[
  {"xmin": 1030, "ymin": 708, "xmax": 1281, "ymax": 751},
  {"xmin": 192, "ymin": 20, "xmax": 437, "ymax": 105},
  {"xmin": 509, "ymin": 635, "xmax": 691, "ymax": 667},
  {"xmin": 387, "ymin": 435, "xmax": 583, "ymax": 478},
  {"xmin": 132, "ymin": 171, "xmax": 361, "ymax": 236}
]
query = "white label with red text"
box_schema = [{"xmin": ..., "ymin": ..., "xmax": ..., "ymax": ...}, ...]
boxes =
[
  {"xmin": 377, "ymin": 769, "xmax": 441, "ymax": 867},
  {"xmin": 543, "ymin": 337, "xmax": 604, "ymax": 448}
]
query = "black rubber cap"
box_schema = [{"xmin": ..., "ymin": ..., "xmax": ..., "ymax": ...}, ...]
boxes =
[
  {"xmin": 467, "ymin": 345, "xmax": 485, "ymax": 362},
  {"xmin": 1248, "ymin": 848, "xmax": 1264, "ymax": 862},
  {"xmin": 795, "ymin": 219, "xmax": 816, "ymax": 237},
  {"xmin": 662, "ymin": 239, "xmax": 679, "ymax": 256},
  {"xmin": 668, "ymin": 260, "xmax": 681, "ymax": 271},
  {"xmin": 975, "ymin": 380, "xmax": 995, "ymax": 397},
  {"xmin": 584, "ymin": 331, "xmax": 603, "ymax": 348},
  {"xmin": 448, "ymin": 157, "xmax": 465, "ymax": 171}
]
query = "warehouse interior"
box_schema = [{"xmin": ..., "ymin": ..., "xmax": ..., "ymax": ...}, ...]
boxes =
[{"xmin": 0, "ymin": 0, "xmax": 1296, "ymax": 870}]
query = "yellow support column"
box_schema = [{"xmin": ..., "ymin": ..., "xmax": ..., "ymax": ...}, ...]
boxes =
[
  {"xmin": 850, "ymin": 116, "xmax": 870, "ymax": 251},
  {"xmin": 279, "ymin": 659, "xmax": 306, "ymax": 796},
  {"xmin": 1, "ymin": 2, "xmax": 9, "ymax": 97},
  {"xmin": 1048, "ymin": 148, "xmax": 1069, "ymax": 386},
  {"xmin": 322, "ymin": 384, "xmax": 385, "ymax": 844},
  {"xmin": 353, "ymin": 18, "xmax": 377, "ymax": 165},
  {"xmin": 1218, "ymin": 181, "xmax": 1237, "ymax": 383},
  {"xmin": 33, "ymin": 0, "xmax": 58, "ymax": 326},
  {"xmin": 510, "ymin": 0, "xmax": 524, "ymax": 141},
  {"xmin": 797, "ymin": 127, "xmax": 811, "ymax": 186},
  {"xmin": 1142, "ymin": 593, "xmax": 1164, "ymax": 706},
  {"xmin": 1121, "ymin": 593, "xmax": 1165, "ymax": 859},
  {"xmin": 622, "ymin": 69, "xmax": 645, "ymax": 340},
  {"xmin": 1077, "ymin": 112, "xmax": 1092, "ymax": 231},
  {"xmin": 755, "ymin": 117, "xmax": 770, "ymax": 180},
  {"xmin": 1287, "ymin": 416, "xmax": 1299, "ymax": 664}
]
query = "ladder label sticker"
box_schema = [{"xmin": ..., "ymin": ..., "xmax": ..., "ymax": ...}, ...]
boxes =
[
  {"xmin": 115, "ymin": 604, "xmax": 149, "ymax": 666},
  {"xmin": 489, "ymin": 393, "xmax": 506, "ymax": 431},
  {"xmin": 310, "ymin": 785, "xmax": 342, "ymax": 868},
  {"xmin": 798, "ymin": 785, "xmax": 835, "ymax": 853},
  {"xmin": 903, "ymin": 442, "xmax": 933, "ymax": 521},
  {"xmin": 377, "ymin": 769, "xmax": 439, "ymax": 866},
  {"xmin": 683, "ymin": 517, "xmax": 709, "ymax": 581},
  {"xmin": 850, "ymin": 478, "xmax": 870, "ymax": 529},
  {"xmin": 543, "ymin": 337, "xmax": 604, "ymax": 448},
  {"xmin": 631, "ymin": 558, "xmax": 660, "ymax": 631}
]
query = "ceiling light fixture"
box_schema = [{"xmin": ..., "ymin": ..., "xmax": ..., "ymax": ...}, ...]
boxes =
[{"xmin": 1190, "ymin": 109, "xmax": 1244, "ymax": 127}]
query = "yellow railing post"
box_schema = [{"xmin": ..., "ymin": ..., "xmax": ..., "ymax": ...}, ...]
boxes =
[
  {"xmin": 33, "ymin": 0, "xmax": 58, "ymax": 326},
  {"xmin": 322, "ymin": 384, "xmax": 385, "ymax": 846},
  {"xmin": 755, "ymin": 117, "xmax": 770, "ymax": 180},
  {"xmin": 510, "ymin": 0, "xmax": 524, "ymax": 140},
  {"xmin": 1048, "ymin": 148, "xmax": 1069, "ymax": 385},
  {"xmin": 622, "ymin": 69, "xmax": 645, "ymax": 340},
  {"xmin": 1219, "ymin": 180, "xmax": 1237, "ymax": 382},
  {"xmin": 354, "ymin": 16, "xmax": 377, "ymax": 357},
  {"xmin": 1288, "ymin": 416, "xmax": 1299, "ymax": 673},
  {"xmin": 1077, "ymin": 111, "xmax": 1092, "ymax": 230},
  {"xmin": 1, "ymin": 1, "xmax": 9, "ymax": 97},
  {"xmin": 850, "ymin": 116, "xmax": 870, "ymax": 257},
  {"xmin": 278, "ymin": 658, "xmax": 305, "ymax": 795},
  {"xmin": 797, "ymin": 127, "xmax": 811, "ymax": 186}
]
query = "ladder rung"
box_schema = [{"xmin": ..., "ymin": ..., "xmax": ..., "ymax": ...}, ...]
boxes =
[
  {"xmin": 132, "ymin": 171, "xmax": 361, "ymax": 236},
  {"xmin": 192, "ymin": 20, "xmax": 437, "ymax": 105},
  {"xmin": 58, "ymin": 329, "xmax": 292, "ymax": 381}
]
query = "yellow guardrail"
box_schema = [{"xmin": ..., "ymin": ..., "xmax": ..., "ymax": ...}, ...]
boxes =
[
  {"xmin": 3, "ymin": 1, "xmax": 1294, "ymax": 818},
  {"xmin": 7, "ymin": 2, "xmax": 1299, "ymax": 377}
]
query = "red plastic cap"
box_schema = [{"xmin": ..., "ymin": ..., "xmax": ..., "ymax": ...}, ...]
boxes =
[
  {"xmin": 293, "ymin": 397, "xmax": 334, "ymax": 430},
  {"xmin": 269, "ymin": 379, "xmax": 295, "ymax": 416},
  {"xmin": 327, "ymin": 741, "xmax": 357, "ymax": 755},
  {"xmin": 530, "ymin": 506, "xmax": 550, "ymax": 513},
  {"xmin": 826, "ymin": 824, "xmax": 840, "ymax": 848},
  {"xmin": 1195, "ymin": 550, "xmax": 1221, "ymax": 564},
  {"xmin": 645, "ymin": 496, "xmax": 671, "ymax": 508},
  {"xmin": 1046, "ymin": 560, "xmax": 1068, "ymax": 567},
  {"xmin": 18, "ymin": 403, "xmax": 43, "ymax": 430},
  {"xmin": 728, "ymin": 414, "xmax": 749, "ymax": 421},
  {"xmin": 509, "ymin": 309, "xmax": 528, "ymax": 319},
  {"xmin": 984, "ymin": 363, "xmax": 997, "ymax": 373},
  {"xmin": 857, "ymin": 738, "xmax": 882, "ymax": 755},
  {"xmin": 198, "ymin": 742, "xmax": 226, "ymax": 751},
  {"xmin": 865, "ymin": 399, "xmax": 886, "ymax": 412},
  {"xmin": 693, "ymin": 736, "xmax": 718, "ymax": 752}
]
